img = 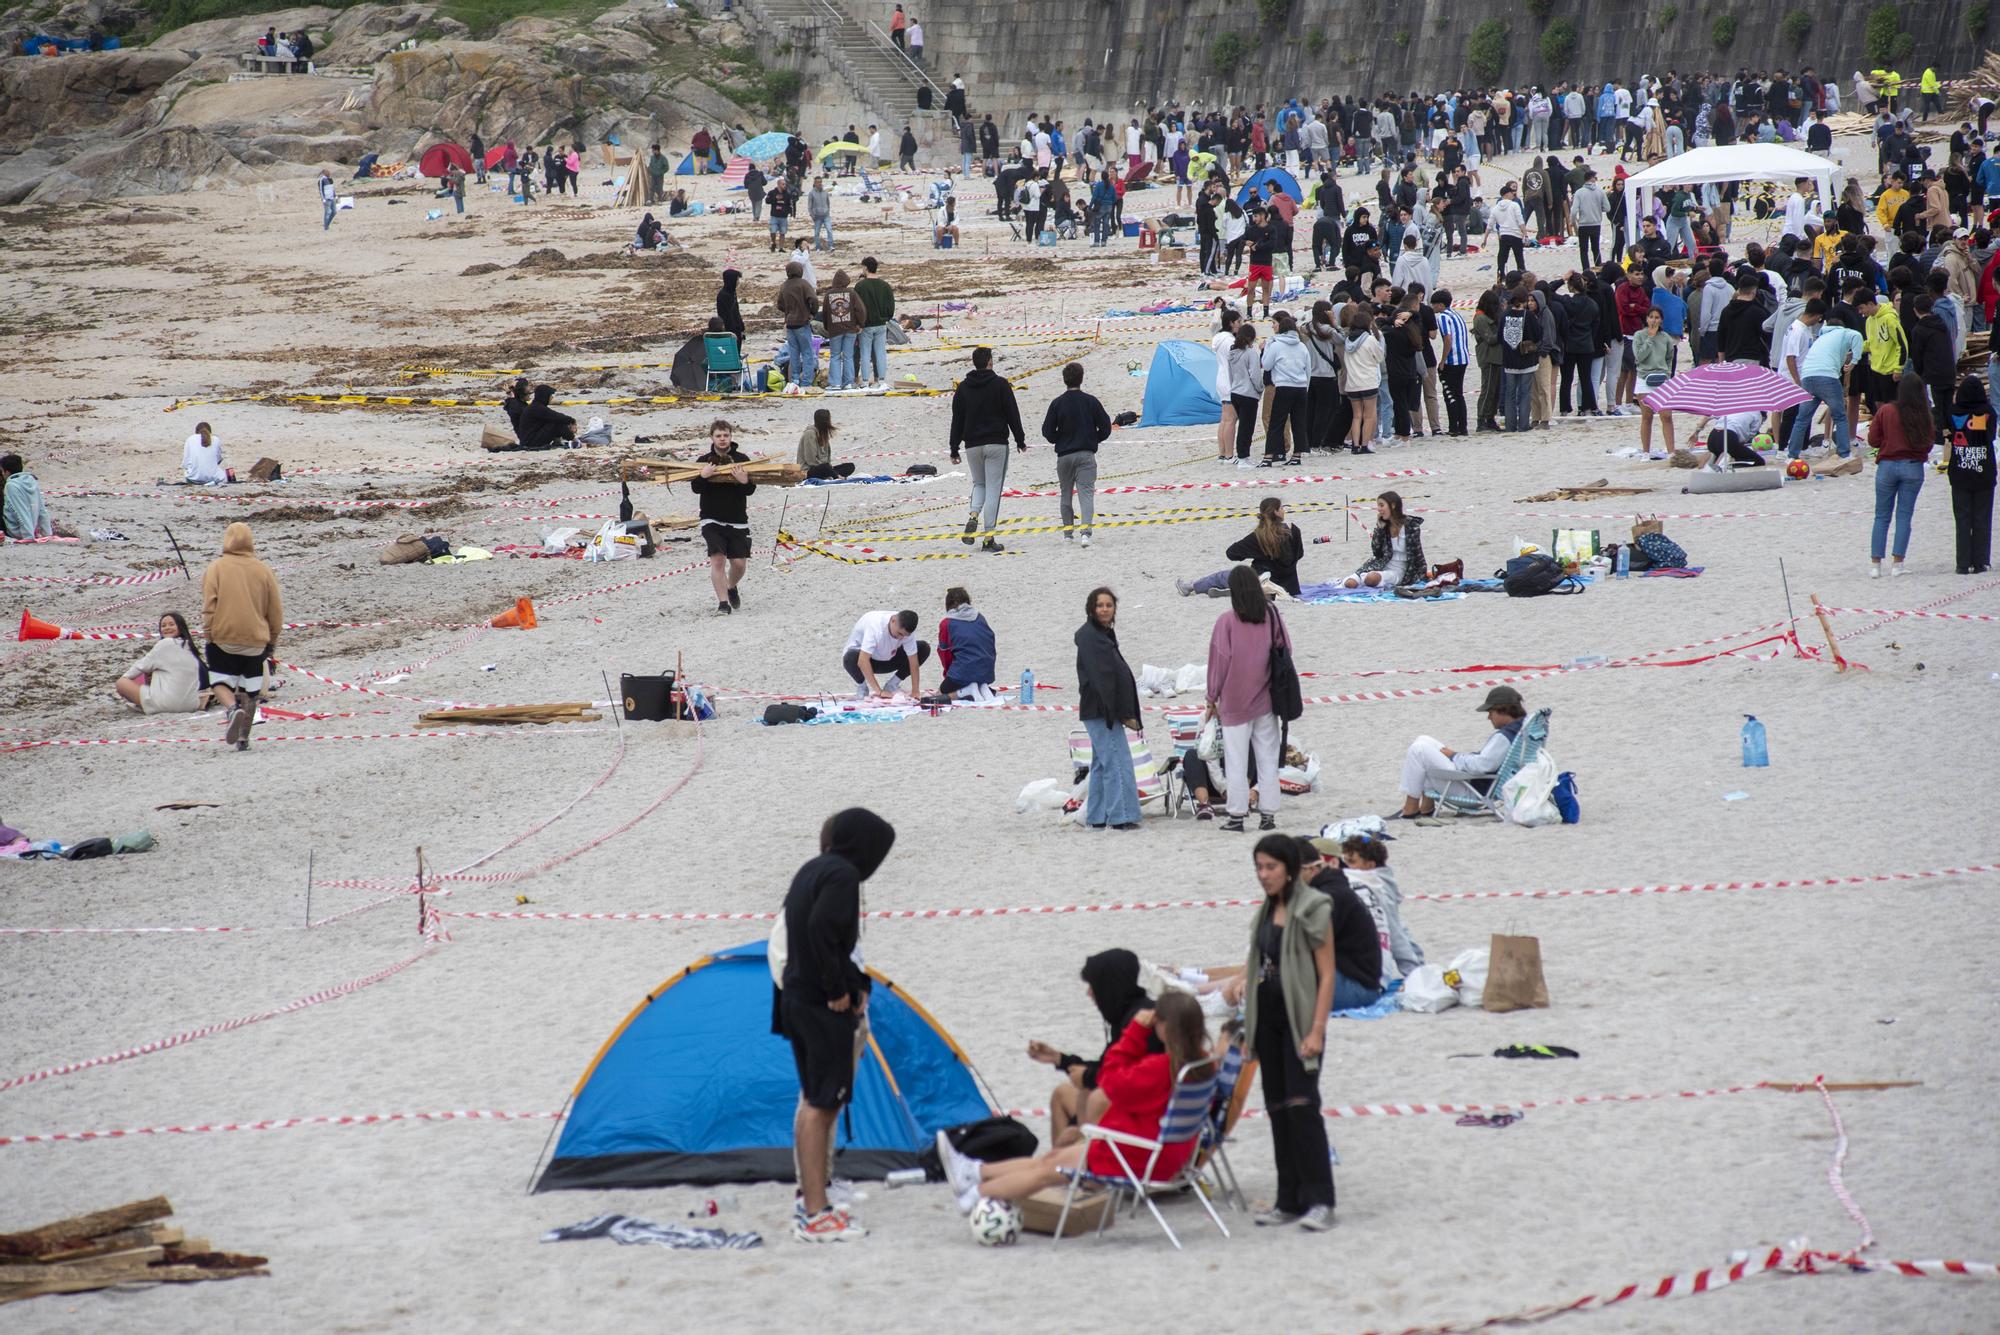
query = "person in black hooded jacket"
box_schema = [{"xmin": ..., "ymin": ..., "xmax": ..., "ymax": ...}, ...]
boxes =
[
  {"xmin": 715, "ymin": 268, "xmax": 745, "ymax": 350},
  {"xmin": 775, "ymin": 806, "xmax": 895, "ymax": 1243},
  {"xmin": 1074, "ymin": 586, "xmax": 1143, "ymax": 829},
  {"xmin": 949, "ymin": 345, "xmax": 1026, "ymax": 551},
  {"xmin": 1025, "ymin": 946, "xmax": 1164, "ymax": 1145},
  {"xmin": 515, "ymin": 384, "xmax": 576, "ymax": 450}
]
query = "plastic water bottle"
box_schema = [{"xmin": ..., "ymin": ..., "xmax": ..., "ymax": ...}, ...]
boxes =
[
  {"xmin": 1615, "ymin": 544, "xmax": 1630, "ymax": 578},
  {"xmin": 1019, "ymin": 668, "xmax": 1035, "ymax": 705},
  {"xmin": 884, "ymin": 1167, "xmax": 928, "ymax": 1188},
  {"xmin": 1741, "ymin": 715, "xmax": 1769, "ymax": 768}
]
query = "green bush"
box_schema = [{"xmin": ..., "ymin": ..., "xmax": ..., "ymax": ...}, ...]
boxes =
[
  {"xmin": 1863, "ymin": 4, "xmax": 1901, "ymax": 64},
  {"xmin": 1710, "ymin": 13, "xmax": 1736, "ymax": 48},
  {"xmin": 1524, "ymin": 0, "xmax": 1553, "ymax": 18},
  {"xmin": 1304, "ymin": 27, "xmax": 1326, "ymax": 54},
  {"xmin": 1971, "ymin": 2, "xmax": 1991, "ymax": 42},
  {"xmin": 1211, "ymin": 32, "xmax": 1251, "ymax": 77},
  {"xmin": 1466, "ymin": 18, "xmax": 1509, "ymax": 83},
  {"xmin": 1890, "ymin": 30, "xmax": 1916, "ymax": 61},
  {"xmin": 1256, "ymin": 0, "xmax": 1291, "ymax": 26},
  {"xmin": 1539, "ymin": 18, "xmax": 1577, "ymax": 71},
  {"xmin": 761, "ymin": 68, "xmax": 801, "ymax": 117},
  {"xmin": 1780, "ymin": 8, "xmax": 1811, "ymax": 47},
  {"xmin": 1659, "ymin": 3, "xmax": 1678, "ymax": 29},
  {"xmin": 1394, "ymin": 28, "xmax": 1410, "ymax": 47}
]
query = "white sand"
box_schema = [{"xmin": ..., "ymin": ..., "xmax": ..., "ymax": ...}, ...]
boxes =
[{"xmin": 3, "ymin": 139, "xmax": 1998, "ymax": 1334}]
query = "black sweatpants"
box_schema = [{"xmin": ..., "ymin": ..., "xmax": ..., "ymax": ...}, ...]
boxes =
[
  {"xmin": 1707, "ymin": 429, "xmax": 1765, "ymax": 465},
  {"xmin": 1497, "ymin": 235, "xmax": 1525, "ymax": 274},
  {"xmin": 1308, "ymin": 377, "xmax": 1348, "ymax": 451},
  {"xmin": 1387, "ymin": 373, "xmax": 1420, "ymax": 437},
  {"xmin": 1559, "ymin": 356, "xmax": 1598, "ymax": 414},
  {"xmin": 842, "ymin": 642, "xmax": 932, "ymax": 683},
  {"xmin": 1231, "ymin": 393, "xmax": 1259, "ymax": 458},
  {"xmin": 1266, "ymin": 385, "xmax": 1308, "ymax": 459},
  {"xmin": 1254, "ymin": 976, "xmax": 1334, "ymax": 1213},
  {"xmin": 1576, "ymin": 224, "xmax": 1601, "ymax": 270},
  {"xmin": 1440, "ymin": 363, "xmax": 1468, "ymax": 434},
  {"xmin": 1953, "ymin": 478, "xmax": 1995, "ymax": 571}
]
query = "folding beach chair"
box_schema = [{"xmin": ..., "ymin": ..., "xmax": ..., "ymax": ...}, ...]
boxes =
[
  {"xmin": 1189, "ymin": 1039, "xmax": 1250, "ymax": 1212},
  {"xmin": 701, "ymin": 333, "xmax": 744, "ymax": 393},
  {"xmin": 1054, "ymin": 1062, "xmax": 1231, "ymax": 1249},
  {"xmin": 1067, "ymin": 726, "xmax": 1178, "ymax": 818},
  {"xmin": 1424, "ymin": 707, "xmax": 1552, "ymax": 818}
]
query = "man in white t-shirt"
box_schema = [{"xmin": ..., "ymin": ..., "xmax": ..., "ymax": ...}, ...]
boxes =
[
  {"xmin": 1124, "ymin": 120, "xmax": 1142, "ymax": 170},
  {"xmin": 842, "ymin": 608, "xmax": 930, "ymax": 697},
  {"xmin": 1779, "ymin": 176, "xmax": 1812, "ymax": 242}
]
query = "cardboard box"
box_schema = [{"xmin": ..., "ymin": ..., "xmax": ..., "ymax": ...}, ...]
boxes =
[
  {"xmin": 1157, "ymin": 246, "xmax": 1186, "ymax": 262},
  {"xmin": 1018, "ymin": 1185, "xmax": 1114, "ymax": 1236}
]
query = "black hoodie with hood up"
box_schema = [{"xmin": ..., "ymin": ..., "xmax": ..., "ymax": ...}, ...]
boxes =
[
  {"xmin": 1061, "ymin": 947, "xmax": 1163, "ymax": 1089},
  {"xmin": 716, "ymin": 269, "xmax": 745, "ymax": 345},
  {"xmin": 778, "ymin": 808, "xmax": 895, "ymax": 1008}
]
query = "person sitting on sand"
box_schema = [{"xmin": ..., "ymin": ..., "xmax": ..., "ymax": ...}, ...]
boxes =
[
  {"xmin": 1023, "ymin": 948, "xmax": 1160, "ymax": 1145},
  {"xmin": 933, "ymin": 195, "xmax": 960, "ymax": 247},
  {"xmin": 500, "ymin": 379, "xmax": 530, "ymax": 442},
  {"xmin": 841, "ymin": 608, "xmax": 929, "ymax": 697},
  {"xmin": 932, "ymin": 585, "xmax": 996, "ymax": 700},
  {"xmin": 1340, "ymin": 834, "xmax": 1424, "ymax": 976},
  {"xmin": 941, "ymin": 989, "xmax": 1209, "ymax": 1212},
  {"xmin": 1, "ymin": 453, "xmax": 53, "ymax": 540},
  {"xmin": 182, "ymin": 422, "xmax": 229, "ymax": 485},
  {"xmin": 516, "ymin": 385, "xmax": 577, "ymax": 451},
  {"xmin": 1176, "ymin": 497, "xmax": 1306, "ymax": 598},
  {"xmin": 114, "ymin": 612, "xmax": 203, "ymax": 715},
  {"xmin": 1685, "ymin": 409, "xmax": 1768, "ymax": 469},
  {"xmin": 1389, "ymin": 684, "xmax": 1528, "ymax": 819},
  {"xmin": 668, "ymin": 188, "xmax": 690, "ymax": 217},
  {"xmin": 1337, "ymin": 490, "xmax": 1426, "ymax": 590},
  {"xmin": 634, "ymin": 213, "xmax": 666, "ymax": 251},
  {"xmin": 796, "ymin": 408, "xmax": 857, "ymax": 480}
]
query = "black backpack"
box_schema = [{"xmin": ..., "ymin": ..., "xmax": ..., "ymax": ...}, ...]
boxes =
[
  {"xmin": 1499, "ymin": 553, "xmax": 1584, "ymax": 597},
  {"xmin": 917, "ymin": 1116, "xmax": 1039, "ymax": 1182}
]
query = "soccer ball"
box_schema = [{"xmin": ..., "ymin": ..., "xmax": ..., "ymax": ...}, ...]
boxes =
[
  {"xmin": 967, "ymin": 1197, "xmax": 1021, "ymax": 1246},
  {"xmin": 1786, "ymin": 459, "xmax": 1811, "ymax": 480}
]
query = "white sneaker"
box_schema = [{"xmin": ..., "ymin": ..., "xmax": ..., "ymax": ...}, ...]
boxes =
[
  {"xmin": 935, "ymin": 1131, "xmax": 983, "ymax": 1214},
  {"xmin": 1868, "ymin": 563, "xmax": 1880, "ymax": 579},
  {"xmin": 1298, "ymin": 1204, "xmax": 1335, "ymax": 1232},
  {"xmin": 1891, "ymin": 564, "xmax": 1907, "ymax": 577},
  {"xmin": 882, "ymin": 674, "xmax": 904, "ymax": 695},
  {"xmin": 1079, "ymin": 534, "xmax": 1092, "ymax": 548},
  {"xmin": 1237, "ymin": 459, "xmax": 1253, "ymax": 470}
]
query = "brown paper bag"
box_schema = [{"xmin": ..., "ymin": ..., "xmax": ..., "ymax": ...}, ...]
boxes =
[
  {"xmin": 1631, "ymin": 515, "xmax": 1664, "ymax": 539},
  {"xmin": 249, "ymin": 457, "xmax": 282, "ymax": 481},
  {"xmin": 480, "ymin": 424, "xmax": 515, "ymax": 450},
  {"xmin": 1483, "ymin": 933, "xmax": 1550, "ymax": 1012}
]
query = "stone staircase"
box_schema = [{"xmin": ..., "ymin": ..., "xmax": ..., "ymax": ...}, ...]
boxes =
[{"xmin": 736, "ymin": 0, "xmax": 939, "ymax": 137}]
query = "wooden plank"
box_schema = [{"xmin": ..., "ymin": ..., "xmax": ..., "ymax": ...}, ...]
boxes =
[
  {"xmin": 0, "ymin": 1247, "xmax": 167, "ymax": 1283},
  {"xmin": 21, "ymin": 1226, "xmax": 180, "ymax": 1264},
  {"xmin": 0, "ymin": 1200, "xmax": 172, "ymax": 1257},
  {"xmin": 163, "ymin": 1251, "xmax": 267, "ymax": 1270},
  {"xmin": 0, "ymin": 1263, "xmax": 266, "ymax": 1305}
]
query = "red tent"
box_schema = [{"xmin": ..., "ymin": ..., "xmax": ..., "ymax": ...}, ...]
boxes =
[
  {"xmin": 419, "ymin": 142, "xmax": 474, "ymax": 178},
  {"xmin": 483, "ymin": 143, "xmax": 513, "ymax": 170}
]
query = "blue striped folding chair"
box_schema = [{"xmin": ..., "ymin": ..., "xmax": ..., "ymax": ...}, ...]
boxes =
[
  {"xmin": 1066, "ymin": 726, "xmax": 1176, "ymax": 818},
  {"xmin": 1053, "ymin": 1061, "xmax": 1229, "ymax": 1250},
  {"xmin": 1425, "ymin": 707, "xmax": 1552, "ymax": 818},
  {"xmin": 1192, "ymin": 1040, "xmax": 1249, "ymax": 1212}
]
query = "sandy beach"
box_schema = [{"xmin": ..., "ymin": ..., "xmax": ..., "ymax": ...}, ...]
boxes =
[{"xmin": 3, "ymin": 132, "xmax": 1998, "ymax": 1334}]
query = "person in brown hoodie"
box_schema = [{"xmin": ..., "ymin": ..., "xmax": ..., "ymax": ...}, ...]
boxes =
[
  {"xmin": 201, "ymin": 521, "xmax": 283, "ymax": 750},
  {"xmin": 819, "ymin": 270, "xmax": 868, "ymax": 390},
  {"xmin": 775, "ymin": 260, "xmax": 818, "ymax": 389}
]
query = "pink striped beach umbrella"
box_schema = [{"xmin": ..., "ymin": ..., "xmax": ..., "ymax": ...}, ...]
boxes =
[{"xmin": 1642, "ymin": 361, "xmax": 1811, "ymax": 414}]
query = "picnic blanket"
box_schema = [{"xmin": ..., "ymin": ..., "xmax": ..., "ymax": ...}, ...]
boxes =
[
  {"xmin": 1297, "ymin": 583, "xmax": 1467, "ymax": 605},
  {"xmin": 1333, "ymin": 981, "xmax": 1405, "ymax": 1021},
  {"xmin": 542, "ymin": 1214, "xmax": 762, "ymax": 1250},
  {"xmin": 1640, "ymin": 566, "xmax": 1704, "ymax": 577}
]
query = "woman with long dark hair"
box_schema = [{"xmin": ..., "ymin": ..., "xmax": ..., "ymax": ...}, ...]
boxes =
[
  {"xmin": 1868, "ymin": 372, "xmax": 1935, "ymax": 576},
  {"xmin": 113, "ymin": 611, "xmax": 202, "ymax": 714},
  {"xmin": 1074, "ymin": 586, "xmax": 1143, "ymax": 830},
  {"xmin": 1338, "ymin": 490, "xmax": 1427, "ymax": 590},
  {"xmin": 1225, "ymin": 322, "xmax": 1262, "ymax": 465},
  {"xmin": 1176, "ymin": 496, "xmax": 1305, "ymax": 597},
  {"xmin": 1202, "ymin": 565, "xmax": 1284, "ymax": 833},
  {"xmin": 796, "ymin": 407, "xmax": 854, "ymax": 479}
]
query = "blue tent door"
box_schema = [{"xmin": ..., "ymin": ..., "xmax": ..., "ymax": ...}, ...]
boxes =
[
  {"xmin": 535, "ymin": 944, "xmax": 990, "ymax": 1190},
  {"xmin": 1236, "ymin": 165, "xmax": 1302, "ymax": 208},
  {"xmin": 1139, "ymin": 340, "xmax": 1223, "ymax": 427}
]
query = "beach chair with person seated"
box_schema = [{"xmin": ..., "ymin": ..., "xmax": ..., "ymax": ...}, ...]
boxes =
[
  {"xmin": 1052, "ymin": 1061, "xmax": 1230, "ymax": 1250},
  {"xmin": 1190, "ymin": 1035, "xmax": 1250, "ymax": 1212},
  {"xmin": 1067, "ymin": 726, "xmax": 1178, "ymax": 819},
  {"xmin": 1424, "ymin": 706, "xmax": 1552, "ymax": 818},
  {"xmin": 702, "ymin": 333, "xmax": 744, "ymax": 393}
]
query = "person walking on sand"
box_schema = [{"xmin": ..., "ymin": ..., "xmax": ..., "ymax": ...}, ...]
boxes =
[
  {"xmin": 1042, "ymin": 361, "xmax": 1111, "ymax": 547},
  {"xmin": 690, "ymin": 419, "xmax": 756, "ymax": 613},
  {"xmin": 777, "ymin": 807, "xmax": 896, "ymax": 1243},
  {"xmin": 1074, "ymin": 586, "xmax": 1143, "ymax": 830},
  {"xmin": 949, "ymin": 346, "xmax": 1025, "ymax": 551},
  {"xmin": 201, "ymin": 522, "xmax": 282, "ymax": 751},
  {"xmin": 854, "ymin": 256, "xmax": 894, "ymax": 389},
  {"xmin": 318, "ymin": 169, "xmax": 336, "ymax": 230},
  {"xmin": 448, "ymin": 161, "xmax": 466, "ymax": 215}
]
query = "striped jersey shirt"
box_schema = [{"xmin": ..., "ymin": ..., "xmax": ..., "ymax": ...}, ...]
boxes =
[{"xmin": 1437, "ymin": 309, "xmax": 1470, "ymax": 366}]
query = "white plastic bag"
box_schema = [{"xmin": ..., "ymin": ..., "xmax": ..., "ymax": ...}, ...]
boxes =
[
  {"xmin": 1015, "ymin": 777, "xmax": 1069, "ymax": 813},
  {"xmin": 1278, "ymin": 754, "xmax": 1319, "ymax": 794},
  {"xmin": 1500, "ymin": 752, "xmax": 1561, "ymax": 827},
  {"xmin": 1196, "ymin": 717, "xmax": 1222, "ymax": 761},
  {"xmin": 1173, "ymin": 663, "xmax": 1207, "ymax": 695},
  {"xmin": 1447, "ymin": 947, "xmax": 1490, "ymax": 1009},
  {"xmin": 1398, "ymin": 964, "xmax": 1460, "ymax": 1013},
  {"xmin": 1136, "ymin": 664, "xmax": 1178, "ymax": 697},
  {"xmin": 1318, "ymin": 814, "xmax": 1387, "ymax": 842}
]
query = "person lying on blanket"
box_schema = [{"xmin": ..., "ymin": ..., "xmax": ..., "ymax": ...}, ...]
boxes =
[
  {"xmin": 1024, "ymin": 948, "xmax": 1163, "ymax": 1147},
  {"xmin": 940, "ymin": 990, "xmax": 1211, "ymax": 1209},
  {"xmin": 1387, "ymin": 685, "xmax": 1527, "ymax": 820}
]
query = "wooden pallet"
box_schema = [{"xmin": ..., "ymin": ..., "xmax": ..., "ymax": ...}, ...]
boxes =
[{"xmin": 0, "ymin": 1198, "xmax": 267, "ymax": 1305}]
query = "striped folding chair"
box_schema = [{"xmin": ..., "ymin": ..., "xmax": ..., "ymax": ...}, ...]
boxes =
[
  {"xmin": 1191, "ymin": 1041, "xmax": 1250, "ymax": 1212},
  {"xmin": 1066, "ymin": 726, "xmax": 1176, "ymax": 818},
  {"xmin": 1053, "ymin": 1061, "xmax": 1229, "ymax": 1250},
  {"xmin": 1424, "ymin": 707, "xmax": 1552, "ymax": 818}
]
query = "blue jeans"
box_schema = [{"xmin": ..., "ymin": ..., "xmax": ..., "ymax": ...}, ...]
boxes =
[
  {"xmin": 1871, "ymin": 459, "xmax": 1925, "ymax": 561},
  {"xmin": 813, "ymin": 216, "xmax": 833, "ymax": 250},
  {"xmin": 1789, "ymin": 375, "xmax": 1850, "ymax": 456},
  {"xmin": 1665, "ymin": 214, "xmax": 1695, "ymax": 256},
  {"xmin": 1083, "ymin": 718, "xmax": 1142, "ymax": 826},
  {"xmin": 858, "ymin": 324, "xmax": 888, "ymax": 383},
  {"xmin": 784, "ymin": 325, "xmax": 815, "ymax": 387},
  {"xmin": 322, "ymin": 198, "xmax": 335, "ymax": 229},
  {"xmin": 828, "ymin": 331, "xmax": 857, "ymax": 388},
  {"xmin": 1502, "ymin": 370, "xmax": 1532, "ymax": 430},
  {"xmin": 1091, "ymin": 207, "xmax": 1113, "ymax": 246},
  {"xmin": 1333, "ymin": 971, "xmax": 1385, "ymax": 1013},
  {"xmin": 1598, "ymin": 114, "xmax": 1616, "ymax": 148},
  {"xmin": 454, "ymin": 194, "xmax": 464, "ymax": 214}
]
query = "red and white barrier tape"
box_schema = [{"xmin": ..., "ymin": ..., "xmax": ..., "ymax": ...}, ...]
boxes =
[
  {"xmin": 3, "ymin": 728, "xmax": 607, "ymax": 754},
  {"xmin": 0, "ymin": 568, "xmax": 181, "ymax": 587},
  {"xmin": 1002, "ymin": 467, "xmax": 1441, "ymax": 500},
  {"xmin": 0, "ymin": 946, "xmax": 435, "ymax": 1093},
  {"xmin": 1818, "ymin": 605, "xmax": 1997, "ymax": 623},
  {"xmin": 0, "ymin": 1108, "xmax": 561, "ymax": 1147},
  {"xmin": 44, "ymin": 487, "xmax": 437, "ymax": 509},
  {"xmin": 1838, "ymin": 574, "xmax": 2000, "ymax": 640}
]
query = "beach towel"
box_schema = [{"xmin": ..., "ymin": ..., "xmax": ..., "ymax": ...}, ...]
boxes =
[
  {"xmin": 541, "ymin": 1213, "xmax": 762, "ymax": 1250},
  {"xmin": 1296, "ymin": 583, "xmax": 1466, "ymax": 605},
  {"xmin": 1639, "ymin": 566, "xmax": 1704, "ymax": 577}
]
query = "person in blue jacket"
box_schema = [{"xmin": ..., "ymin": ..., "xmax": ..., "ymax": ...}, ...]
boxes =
[
  {"xmin": 1596, "ymin": 83, "xmax": 1619, "ymax": 152},
  {"xmin": 934, "ymin": 586, "xmax": 997, "ymax": 699}
]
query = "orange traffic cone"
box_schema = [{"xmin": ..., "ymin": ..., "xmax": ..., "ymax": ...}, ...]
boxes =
[
  {"xmin": 17, "ymin": 609, "xmax": 79, "ymax": 641},
  {"xmin": 490, "ymin": 596, "xmax": 537, "ymax": 630}
]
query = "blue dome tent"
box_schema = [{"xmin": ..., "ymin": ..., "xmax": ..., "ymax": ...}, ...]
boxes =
[
  {"xmin": 1139, "ymin": 340, "xmax": 1222, "ymax": 427},
  {"xmin": 1235, "ymin": 166, "xmax": 1302, "ymax": 209},
  {"xmin": 534, "ymin": 942, "xmax": 993, "ymax": 1190}
]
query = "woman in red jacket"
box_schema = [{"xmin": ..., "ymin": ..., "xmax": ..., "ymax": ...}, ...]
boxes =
[{"xmin": 937, "ymin": 991, "xmax": 1212, "ymax": 1209}]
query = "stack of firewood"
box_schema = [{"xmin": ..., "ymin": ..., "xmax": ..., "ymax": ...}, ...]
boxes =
[
  {"xmin": 418, "ymin": 703, "xmax": 601, "ymax": 727},
  {"xmin": 1950, "ymin": 52, "xmax": 2000, "ymax": 120},
  {"xmin": 1959, "ymin": 328, "xmax": 1989, "ymax": 378},
  {"xmin": 0, "ymin": 1197, "xmax": 267, "ymax": 1305}
]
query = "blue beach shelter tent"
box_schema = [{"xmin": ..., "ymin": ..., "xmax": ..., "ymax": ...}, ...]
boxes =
[
  {"xmin": 1140, "ymin": 340, "xmax": 1222, "ymax": 427},
  {"xmin": 674, "ymin": 150, "xmax": 698, "ymax": 175},
  {"xmin": 1236, "ymin": 165, "xmax": 1301, "ymax": 209},
  {"xmin": 534, "ymin": 942, "xmax": 993, "ymax": 1189}
]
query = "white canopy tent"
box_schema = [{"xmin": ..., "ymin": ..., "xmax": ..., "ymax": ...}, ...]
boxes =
[{"xmin": 1622, "ymin": 143, "xmax": 1842, "ymax": 234}]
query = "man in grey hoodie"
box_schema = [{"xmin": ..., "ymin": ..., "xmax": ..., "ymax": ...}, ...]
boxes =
[
  {"xmin": 1570, "ymin": 169, "xmax": 1608, "ymax": 269},
  {"xmin": 807, "ymin": 175, "xmax": 833, "ymax": 252},
  {"xmin": 1693, "ymin": 255, "xmax": 1734, "ymax": 364}
]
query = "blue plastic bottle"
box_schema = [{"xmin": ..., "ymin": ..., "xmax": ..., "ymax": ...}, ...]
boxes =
[
  {"xmin": 1741, "ymin": 715, "xmax": 1768, "ymax": 767},
  {"xmin": 1019, "ymin": 668, "xmax": 1035, "ymax": 705},
  {"xmin": 1615, "ymin": 544, "xmax": 1630, "ymax": 578}
]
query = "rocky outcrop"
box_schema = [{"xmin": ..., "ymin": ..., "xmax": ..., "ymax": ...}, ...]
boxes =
[
  {"xmin": 0, "ymin": 47, "xmax": 193, "ymax": 141},
  {"xmin": 368, "ymin": 42, "xmax": 587, "ymax": 145},
  {"xmin": 25, "ymin": 124, "xmax": 250, "ymax": 203}
]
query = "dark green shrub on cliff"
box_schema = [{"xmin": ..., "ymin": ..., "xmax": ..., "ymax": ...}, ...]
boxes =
[
  {"xmin": 1710, "ymin": 14, "xmax": 1736, "ymax": 49},
  {"xmin": 1540, "ymin": 19, "xmax": 1577, "ymax": 72},
  {"xmin": 1780, "ymin": 9, "xmax": 1811, "ymax": 47},
  {"xmin": 1970, "ymin": 2, "xmax": 1991, "ymax": 43},
  {"xmin": 1524, "ymin": 0, "xmax": 1553, "ymax": 19},
  {"xmin": 1304, "ymin": 27, "xmax": 1326, "ymax": 55},
  {"xmin": 1211, "ymin": 32, "xmax": 1251, "ymax": 77},
  {"xmin": 1466, "ymin": 19, "xmax": 1508, "ymax": 83},
  {"xmin": 1256, "ymin": 0, "xmax": 1291, "ymax": 27},
  {"xmin": 1658, "ymin": 4, "xmax": 1678, "ymax": 30},
  {"xmin": 1863, "ymin": 4, "xmax": 1902, "ymax": 64}
]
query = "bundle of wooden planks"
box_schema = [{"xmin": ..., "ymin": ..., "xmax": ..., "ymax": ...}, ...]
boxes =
[
  {"xmin": 0, "ymin": 1197, "xmax": 267, "ymax": 1305},
  {"xmin": 417, "ymin": 703, "xmax": 601, "ymax": 726},
  {"xmin": 627, "ymin": 455, "xmax": 806, "ymax": 486}
]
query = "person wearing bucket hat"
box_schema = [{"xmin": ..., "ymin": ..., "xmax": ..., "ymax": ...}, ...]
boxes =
[{"xmin": 1387, "ymin": 686, "xmax": 1527, "ymax": 819}]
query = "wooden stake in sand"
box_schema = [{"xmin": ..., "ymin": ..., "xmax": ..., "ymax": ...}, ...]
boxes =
[
  {"xmin": 1808, "ymin": 594, "xmax": 1848, "ymax": 672},
  {"xmin": 416, "ymin": 703, "xmax": 601, "ymax": 726}
]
